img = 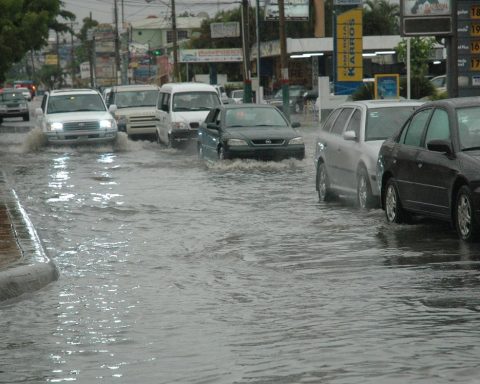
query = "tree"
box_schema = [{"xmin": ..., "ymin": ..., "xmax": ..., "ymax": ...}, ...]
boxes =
[
  {"xmin": 363, "ymin": 0, "xmax": 400, "ymax": 35},
  {"xmin": 396, "ymin": 37, "xmax": 436, "ymax": 99},
  {"xmin": 0, "ymin": 0, "xmax": 70, "ymax": 83}
]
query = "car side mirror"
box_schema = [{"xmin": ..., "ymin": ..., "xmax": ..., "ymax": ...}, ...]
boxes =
[
  {"xmin": 109, "ymin": 104, "xmax": 117, "ymax": 113},
  {"xmin": 35, "ymin": 107, "xmax": 43, "ymax": 116},
  {"xmin": 291, "ymin": 122, "xmax": 301, "ymax": 128},
  {"xmin": 427, "ymin": 139, "xmax": 453, "ymax": 154},
  {"xmin": 207, "ymin": 122, "xmax": 219, "ymax": 130},
  {"xmin": 343, "ymin": 130, "xmax": 357, "ymax": 141}
]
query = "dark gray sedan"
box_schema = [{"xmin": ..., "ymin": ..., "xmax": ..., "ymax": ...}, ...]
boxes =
[{"xmin": 197, "ymin": 104, "xmax": 305, "ymax": 161}]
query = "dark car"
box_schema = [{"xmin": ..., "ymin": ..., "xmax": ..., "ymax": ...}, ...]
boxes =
[
  {"xmin": 266, "ymin": 85, "xmax": 307, "ymax": 114},
  {"xmin": 0, "ymin": 89, "xmax": 29, "ymax": 124},
  {"xmin": 377, "ymin": 97, "xmax": 480, "ymax": 241},
  {"xmin": 197, "ymin": 104, "xmax": 305, "ymax": 161}
]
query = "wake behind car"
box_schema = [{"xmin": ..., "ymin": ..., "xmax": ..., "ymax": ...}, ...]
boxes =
[
  {"xmin": 198, "ymin": 104, "xmax": 305, "ymax": 161},
  {"xmin": 378, "ymin": 97, "xmax": 480, "ymax": 242},
  {"xmin": 35, "ymin": 89, "xmax": 117, "ymax": 145},
  {"xmin": 314, "ymin": 99, "xmax": 423, "ymax": 208},
  {"xmin": 0, "ymin": 89, "xmax": 29, "ymax": 124}
]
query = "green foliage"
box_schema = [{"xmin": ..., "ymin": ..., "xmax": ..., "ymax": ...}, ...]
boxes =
[
  {"xmin": 396, "ymin": 37, "xmax": 435, "ymax": 78},
  {"xmin": 35, "ymin": 64, "xmax": 64, "ymax": 90},
  {"xmin": 363, "ymin": 0, "xmax": 400, "ymax": 35},
  {"xmin": 0, "ymin": 0, "xmax": 71, "ymax": 83},
  {"xmin": 399, "ymin": 75, "xmax": 436, "ymax": 100}
]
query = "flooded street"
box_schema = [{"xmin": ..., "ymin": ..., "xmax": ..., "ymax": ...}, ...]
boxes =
[{"xmin": 1, "ymin": 120, "xmax": 480, "ymax": 384}]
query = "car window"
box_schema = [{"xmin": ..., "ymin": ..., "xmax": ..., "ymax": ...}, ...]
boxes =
[
  {"xmin": 425, "ymin": 108, "xmax": 450, "ymax": 146},
  {"xmin": 322, "ymin": 108, "xmax": 342, "ymax": 132},
  {"xmin": 172, "ymin": 92, "xmax": 220, "ymax": 112},
  {"xmin": 345, "ymin": 109, "xmax": 361, "ymax": 138},
  {"xmin": 114, "ymin": 90, "xmax": 158, "ymax": 108},
  {"xmin": 401, "ymin": 108, "xmax": 431, "ymax": 147},
  {"xmin": 457, "ymin": 106, "xmax": 480, "ymax": 150},
  {"xmin": 365, "ymin": 106, "xmax": 419, "ymax": 141},
  {"xmin": 331, "ymin": 108, "xmax": 353, "ymax": 135},
  {"xmin": 47, "ymin": 94, "xmax": 106, "ymax": 114}
]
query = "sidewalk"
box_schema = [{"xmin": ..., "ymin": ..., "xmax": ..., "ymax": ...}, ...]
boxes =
[{"xmin": 0, "ymin": 172, "xmax": 59, "ymax": 302}]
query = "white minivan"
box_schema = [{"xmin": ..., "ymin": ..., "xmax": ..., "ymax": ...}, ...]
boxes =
[{"xmin": 155, "ymin": 82, "xmax": 221, "ymax": 148}]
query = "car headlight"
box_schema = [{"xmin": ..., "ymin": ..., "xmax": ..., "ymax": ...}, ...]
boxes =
[
  {"xmin": 48, "ymin": 122, "xmax": 63, "ymax": 131},
  {"xmin": 171, "ymin": 121, "xmax": 188, "ymax": 130},
  {"xmin": 227, "ymin": 138, "xmax": 248, "ymax": 146},
  {"xmin": 100, "ymin": 119, "xmax": 114, "ymax": 128},
  {"xmin": 288, "ymin": 137, "xmax": 304, "ymax": 145}
]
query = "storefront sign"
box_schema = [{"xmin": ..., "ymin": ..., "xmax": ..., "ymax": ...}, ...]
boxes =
[{"xmin": 335, "ymin": 7, "xmax": 363, "ymax": 82}]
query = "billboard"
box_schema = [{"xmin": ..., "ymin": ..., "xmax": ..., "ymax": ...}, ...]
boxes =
[
  {"xmin": 402, "ymin": 0, "xmax": 451, "ymax": 17},
  {"xmin": 335, "ymin": 8, "xmax": 363, "ymax": 82},
  {"xmin": 400, "ymin": 0, "xmax": 452, "ymax": 36},
  {"xmin": 179, "ymin": 49, "xmax": 243, "ymax": 63},
  {"xmin": 210, "ymin": 22, "xmax": 240, "ymax": 38},
  {"xmin": 374, "ymin": 74, "xmax": 400, "ymax": 99},
  {"xmin": 264, "ymin": 0, "xmax": 309, "ymax": 21}
]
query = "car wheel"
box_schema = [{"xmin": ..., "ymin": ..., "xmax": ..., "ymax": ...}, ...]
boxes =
[
  {"xmin": 384, "ymin": 178, "xmax": 406, "ymax": 223},
  {"xmin": 155, "ymin": 131, "xmax": 161, "ymax": 145},
  {"xmin": 316, "ymin": 162, "xmax": 333, "ymax": 202},
  {"xmin": 455, "ymin": 185, "xmax": 480, "ymax": 242},
  {"xmin": 357, "ymin": 167, "xmax": 374, "ymax": 209},
  {"xmin": 167, "ymin": 134, "xmax": 175, "ymax": 149}
]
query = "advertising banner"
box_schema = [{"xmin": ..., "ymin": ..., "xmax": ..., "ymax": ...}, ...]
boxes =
[
  {"xmin": 210, "ymin": 22, "xmax": 240, "ymax": 38},
  {"xmin": 374, "ymin": 74, "xmax": 400, "ymax": 99},
  {"xmin": 335, "ymin": 8, "xmax": 363, "ymax": 82},
  {"xmin": 402, "ymin": 0, "xmax": 451, "ymax": 17},
  {"xmin": 179, "ymin": 49, "xmax": 243, "ymax": 63},
  {"xmin": 264, "ymin": 0, "xmax": 309, "ymax": 21}
]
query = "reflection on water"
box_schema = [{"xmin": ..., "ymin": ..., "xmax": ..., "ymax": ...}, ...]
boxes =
[{"xmin": 1, "ymin": 126, "xmax": 480, "ymax": 383}]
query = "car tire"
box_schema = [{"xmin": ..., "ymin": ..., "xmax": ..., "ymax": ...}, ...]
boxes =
[
  {"xmin": 156, "ymin": 131, "xmax": 161, "ymax": 145},
  {"xmin": 357, "ymin": 167, "xmax": 374, "ymax": 209},
  {"xmin": 455, "ymin": 185, "xmax": 480, "ymax": 242},
  {"xmin": 316, "ymin": 162, "xmax": 333, "ymax": 202},
  {"xmin": 167, "ymin": 134, "xmax": 176, "ymax": 149},
  {"xmin": 384, "ymin": 178, "xmax": 407, "ymax": 223},
  {"xmin": 23, "ymin": 114, "xmax": 29, "ymax": 122}
]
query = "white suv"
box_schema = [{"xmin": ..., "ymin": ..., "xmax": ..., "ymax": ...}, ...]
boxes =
[{"xmin": 35, "ymin": 89, "xmax": 117, "ymax": 145}]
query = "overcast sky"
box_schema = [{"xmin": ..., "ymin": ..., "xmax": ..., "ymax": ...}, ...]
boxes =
[{"xmin": 62, "ymin": 0, "xmax": 239, "ymax": 28}]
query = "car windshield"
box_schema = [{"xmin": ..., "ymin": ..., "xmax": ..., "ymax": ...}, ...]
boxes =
[
  {"xmin": 226, "ymin": 107, "xmax": 288, "ymax": 127},
  {"xmin": 232, "ymin": 90, "xmax": 243, "ymax": 98},
  {"xmin": 1, "ymin": 92, "xmax": 25, "ymax": 102},
  {"xmin": 172, "ymin": 91, "xmax": 220, "ymax": 112},
  {"xmin": 457, "ymin": 107, "xmax": 480, "ymax": 150},
  {"xmin": 47, "ymin": 94, "xmax": 106, "ymax": 114},
  {"xmin": 114, "ymin": 90, "xmax": 158, "ymax": 108},
  {"xmin": 365, "ymin": 106, "xmax": 418, "ymax": 141}
]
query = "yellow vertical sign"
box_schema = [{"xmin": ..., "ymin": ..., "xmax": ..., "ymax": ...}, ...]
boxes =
[{"xmin": 336, "ymin": 8, "xmax": 363, "ymax": 82}]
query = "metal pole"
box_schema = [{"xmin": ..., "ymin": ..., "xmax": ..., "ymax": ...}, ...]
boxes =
[
  {"xmin": 171, "ymin": 0, "xmax": 180, "ymax": 81},
  {"xmin": 255, "ymin": 0, "xmax": 261, "ymax": 97},
  {"xmin": 407, "ymin": 37, "xmax": 410, "ymax": 100},
  {"xmin": 114, "ymin": 0, "xmax": 121, "ymax": 84},
  {"xmin": 278, "ymin": 0, "xmax": 289, "ymax": 120}
]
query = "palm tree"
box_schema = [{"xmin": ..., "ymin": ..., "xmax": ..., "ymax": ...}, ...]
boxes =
[{"xmin": 363, "ymin": 0, "xmax": 400, "ymax": 35}]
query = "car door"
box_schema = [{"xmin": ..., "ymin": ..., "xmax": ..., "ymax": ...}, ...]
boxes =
[
  {"xmin": 394, "ymin": 108, "xmax": 432, "ymax": 211},
  {"xmin": 156, "ymin": 92, "xmax": 170, "ymax": 144},
  {"xmin": 200, "ymin": 108, "xmax": 222, "ymax": 159},
  {"xmin": 325, "ymin": 107, "xmax": 355, "ymax": 189},
  {"xmin": 414, "ymin": 107, "xmax": 457, "ymax": 217},
  {"xmin": 334, "ymin": 108, "xmax": 362, "ymax": 193}
]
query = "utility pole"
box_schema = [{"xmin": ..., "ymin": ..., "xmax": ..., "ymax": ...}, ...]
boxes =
[
  {"xmin": 278, "ymin": 0, "xmax": 289, "ymax": 120},
  {"xmin": 255, "ymin": 0, "xmax": 261, "ymax": 100},
  {"xmin": 171, "ymin": 0, "xmax": 180, "ymax": 81},
  {"xmin": 114, "ymin": 0, "xmax": 121, "ymax": 84},
  {"xmin": 241, "ymin": 0, "xmax": 252, "ymax": 102},
  {"xmin": 70, "ymin": 21, "xmax": 76, "ymax": 87}
]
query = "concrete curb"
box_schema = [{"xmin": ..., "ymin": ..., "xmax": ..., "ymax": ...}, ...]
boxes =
[{"xmin": 0, "ymin": 172, "xmax": 59, "ymax": 302}]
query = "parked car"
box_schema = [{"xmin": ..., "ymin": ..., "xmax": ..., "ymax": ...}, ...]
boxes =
[
  {"xmin": 0, "ymin": 89, "xmax": 29, "ymax": 124},
  {"xmin": 266, "ymin": 85, "xmax": 307, "ymax": 114},
  {"xmin": 155, "ymin": 82, "xmax": 221, "ymax": 148},
  {"xmin": 198, "ymin": 104, "xmax": 305, "ymax": 161},
  {"xmin": 314, "ymin": 99, "xmax": 423, "ymax": 208},
  {"xmin": 35, "ymin": 88, "xmax": 117, "ymax": 145},
  {"xmin": 377, "ymin": 97, "xmax": 480, "ymax": 241},
  {"xmin": 230, "ymin": 89, "xmax": 244, "ymax": 104},
  {"xmin": 106, "ymin": 84, "xmax": 160, "ymax": 138},
  {"xmin": 430, "ymin": 75, "xmax": 446, "ymax": 94}
]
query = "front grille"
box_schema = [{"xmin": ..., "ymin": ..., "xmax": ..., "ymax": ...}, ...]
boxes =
[
  {"xmin": 189, "ymin": 122, "xmax": 199, "ymax": 129},
  {"xmin": 7, "ymin": 103, "xmax": 19, "ymax": 108},
  {"xmin": 252, "ymin": 139, "xmax": 285, "ymax": 146},
  {"xmin": 130, "ymin": 115, "xmax": 155, "ymax": 123},
  {"xmin": 63, "ymin": 121, "xmax": 100, "ymax": 131}
]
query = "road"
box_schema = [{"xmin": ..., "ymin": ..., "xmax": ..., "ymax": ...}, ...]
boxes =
[{"xmin": 0, "ymin": 115, "xmax": 480, "ymax": 384}]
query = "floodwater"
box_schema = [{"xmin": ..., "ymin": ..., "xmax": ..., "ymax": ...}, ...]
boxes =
[{"xmin": 1, "ymin": 120, "xmax": 480, "ymax": 384}]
